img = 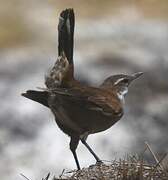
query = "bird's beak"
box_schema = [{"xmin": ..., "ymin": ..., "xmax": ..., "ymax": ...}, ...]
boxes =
[{"xmin": 130, "ymin": 72, "xmax": 143, "ymax": 81}]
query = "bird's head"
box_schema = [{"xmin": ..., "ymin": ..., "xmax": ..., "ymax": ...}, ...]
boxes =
[{"xmin": 101, "ymin": 72, "xmax": 143, "ymax": 99}]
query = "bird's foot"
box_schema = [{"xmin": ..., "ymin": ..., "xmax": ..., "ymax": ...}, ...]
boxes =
[{"xmin": 96, "ymin": 160, "xmax": 104, "ymax": 165}]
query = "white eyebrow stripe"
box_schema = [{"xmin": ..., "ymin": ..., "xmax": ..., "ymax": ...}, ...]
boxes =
[{"xmin": 114, "ymin": 78, "xmax": 125, "ymax": 85}]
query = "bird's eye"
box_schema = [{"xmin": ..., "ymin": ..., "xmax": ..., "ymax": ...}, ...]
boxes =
[{"xmin": 121, "ymin": 79, "xmax": 129, "ymax": 83}]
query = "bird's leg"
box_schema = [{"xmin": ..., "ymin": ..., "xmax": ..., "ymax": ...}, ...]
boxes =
[
  {"xmin": 70, "ymin": 136, "xmax": 80, "ymax": 170},
  {"xmin": 80, "ymin": 137, "xmax": 102, "ymax": 163}
]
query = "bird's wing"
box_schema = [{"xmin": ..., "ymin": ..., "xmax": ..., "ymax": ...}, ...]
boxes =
[
  {"xmin": 52, "ymin": 88, "xmax": 122, "ymax": 117},
  {"xmin": 87, "ymin": 95, "xmax": 122, "ymax": 116}
]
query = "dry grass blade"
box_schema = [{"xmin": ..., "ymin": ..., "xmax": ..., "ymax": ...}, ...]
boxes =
[
  {"xmin": 42, "ymin": 173, "xmax": 50, "ymax": 180},
  {"xmin": 20, "ymin": 173, "xmax": 32, "ymax": 180},
  {"xmin": 145, "ymin": 142, "xmax": 158, "ymax": 162},
  {"xmin": 53, "ymin": 155, "xmax": 168, "ymax": 180}
]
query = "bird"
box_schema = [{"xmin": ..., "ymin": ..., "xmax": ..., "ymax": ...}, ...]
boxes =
[{"xmin": 22, "ymin": 8, "xmax": 143, "ymax": 170}]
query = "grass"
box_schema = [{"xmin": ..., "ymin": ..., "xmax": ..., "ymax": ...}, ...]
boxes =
[{"xmin": 21, "ymin": 142, "xmax": 168, "ymax": 180}]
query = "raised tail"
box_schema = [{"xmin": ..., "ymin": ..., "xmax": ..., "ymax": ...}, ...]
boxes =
[
  {"xmin": 58, "ymin": 8, "xmax": 75, "ymax": 66},
  {"xmin": 21, "ymin": 90, "xmax": 49, "ymax": 107}
]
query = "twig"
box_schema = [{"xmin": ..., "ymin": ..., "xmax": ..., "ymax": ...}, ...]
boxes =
[
  {"xmin": 59, "ymin": 169, "xmax": 65, "ymax": 178},
  {"xmin": 140, "ymin": 143, "xmax": 148, "ymax": 159},
  {"xmin": 148, "ymin": 153, "xmax": 168, "ymax": 178},
  {"xmin": 20, "ymin": 173, "xmax": 32, "ymax": 180},
  {"xmin": 145, "ymin": 141, "xmax": 159, "ymax": 164},
  {"xmin": 145, "ymin": 141, "xmax": 165, "ymax": 170},
  {"xmin": 42, "ymin": 173, "xmax": 50, "ymax": 180}
]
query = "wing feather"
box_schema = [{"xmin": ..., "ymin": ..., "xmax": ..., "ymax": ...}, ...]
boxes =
[{"xmin": 51, "ymin": 88, "xmax": 123, "ymax": 117}]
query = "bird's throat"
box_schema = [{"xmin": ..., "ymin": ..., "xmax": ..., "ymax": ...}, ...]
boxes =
[{"xmin": 117, "ymin": 87, "xmax": 128, "ymax": 104}]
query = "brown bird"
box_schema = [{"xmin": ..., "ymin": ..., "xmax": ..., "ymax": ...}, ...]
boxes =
[{"xmin": 22, "ymin": 9, "xmax": 143, "ymax": 170}]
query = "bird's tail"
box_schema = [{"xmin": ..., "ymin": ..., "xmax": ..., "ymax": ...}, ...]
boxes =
[
  {"xmin": 21, "ymin": 90, "xmax": 49, "ymax": 107},
  {"xmin": 58, "ymin": 8, "xmax": 75, "ymax": 66}
]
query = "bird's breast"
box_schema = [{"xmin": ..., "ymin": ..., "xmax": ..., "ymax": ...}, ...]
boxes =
[{"xmin": 48, "ymin": 94, "xmax": 123, "ymax": 135}]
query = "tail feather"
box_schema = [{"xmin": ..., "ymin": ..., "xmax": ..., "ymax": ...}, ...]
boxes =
[
  {"xmin": 58, "ymin": 8, "xmax": 75, "ymax": 65},
  {"xmin": 22, "ymin": 90, "xmax": 49, "ymax": 107}
]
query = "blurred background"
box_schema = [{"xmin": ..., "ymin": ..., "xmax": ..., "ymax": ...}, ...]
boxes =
[{"xmin": 0, "ymin": 0, "xmax": 168, "ymax": 179}]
